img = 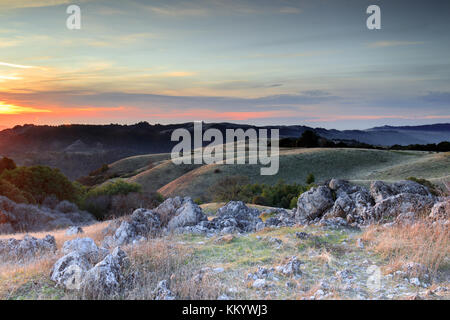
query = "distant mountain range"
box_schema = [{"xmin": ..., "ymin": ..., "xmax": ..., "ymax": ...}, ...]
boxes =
[{"xmin": 1, "ymin": 122, "xmax": 449, "ymax": 156}]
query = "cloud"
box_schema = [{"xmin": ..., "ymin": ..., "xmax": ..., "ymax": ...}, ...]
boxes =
[
  {"xmin": 279, "ymin": 7, "xmax": 301, "ymax": 14},
  {"xmin": 0, "ymin": 101, "xmax": 50, "ymax": 114},
  {"xmin": 368, "ymin": 41, "xmax": 424, "ymax": 48},
  {"xmin": 0, "ymin": 61, "xmax": 34, "ymax": 69}
]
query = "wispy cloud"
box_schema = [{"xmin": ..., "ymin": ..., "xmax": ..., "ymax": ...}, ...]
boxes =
[
  {"xmin": 0, "ymin": 101, "xmax": 50, "ymax": 114},
  {"xmin": 0, "ymin": 61, "xmax": 34, "ymax": 69},
  {"xmin": 368, "ymin": 41, "xmax": 424, "ymax": 48}
]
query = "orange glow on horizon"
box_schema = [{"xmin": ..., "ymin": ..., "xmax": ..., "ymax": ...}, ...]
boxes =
[{"xmin": 0, "ymin": 101, "xmax": 51, "ymax": 114}]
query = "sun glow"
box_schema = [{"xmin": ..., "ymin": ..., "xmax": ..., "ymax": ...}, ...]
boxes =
[{"xmin": 0, "ymin": 101, "xmax": 51, "ymax": 114}]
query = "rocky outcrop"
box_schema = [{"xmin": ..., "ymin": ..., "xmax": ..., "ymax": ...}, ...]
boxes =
[
  {"xmin": 429, "ymin": 198, "xmax": 449, "ymax": 220},
  {"xmin": 80, "ymin": 247, "xmax": 130, "ymax": 298},
  {"xmin": 208, "ymin": 201, "xmax": 263, "ymax": 234},
  {"xmin": 103, "ymin": 208, "xmax": 161, "ymax": 247},
  {"xmin": 291, "ymin": 179, "xmax": 440, "ymax": 226},
  {"xmin": 0, "ymin": 234, "xmax": 56, "ymax": 261},
  {"xmin": 167, "ymin": 199, "xmax": 207, "ymax": 231},
  {"xmin": 66, "ymin": 226, "xmax": 84, "ymax": 236},
  {"xmin": 0, "ymin": 196, "xmax": 95, "ymax": 234},
  {"xmin": 62, "ymin": 238, "xmax": 108, "ymax": 263},
  {"xmin": 295, "ymin": 186, "xmax": 334, "ymax": 222},
  {"xmin": 50, "ymin": 252, "xmax": 92, "ymax": 290}
]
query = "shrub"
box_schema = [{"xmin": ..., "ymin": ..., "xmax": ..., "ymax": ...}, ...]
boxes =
[
  {"xmin": 210, "ymin": 177, "xmax": 310, "ymax": 209},
  {"xmin": 306, "ymin": 173, "xmax": 315, "ymax": 184},
  {"xmin": 406, "ymin": 176, "xmax": 440, "ymax": 196},
  {"xmin": 0, "ymin": 157, "xmax": 16, "ymax": 175},
  {"xmin": 86, "ymin": 179, "xmax": 141, "ymax": 198},
  {"xmin": 0, "ymin": 179, "xmax": 31, "ymax": 204},
  {"xmin": 0, "ymin": 165, "xmax": 80, "ymax": 203}
]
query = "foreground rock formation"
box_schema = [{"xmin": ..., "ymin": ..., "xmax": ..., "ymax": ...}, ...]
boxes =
[{"xmin": 0, "ymin": 196, "xmax": 95, "ymax": 234}]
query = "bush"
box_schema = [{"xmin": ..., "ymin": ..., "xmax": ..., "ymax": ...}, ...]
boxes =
[
  {"xmin": 306, "ymin": 173, "xmax": 315, "ymax": 184},
  {"xmin": 406, "ymin": 176, "xmax": 440, "ymax": 196},
  {"xmin": 0, "ymin": 179, "xmax": 32, "ymax": 204},
  {"xmin": 81, "ymin": 180, "xmax": 163, "ymax": 220},
  {"xmin": 0, "ymin": 157, "xmax": 16, "ymax": 175},
  {"xmin": 86, "ymin": 179, "xmax": 141, "ymax": 198},
  {"xmin": 210, "ymin": 177, "xmax": 310, "ymax": 209},
  {"xmin": 0, "ymin": 165, "xmax": 80, "ymax": 203}
]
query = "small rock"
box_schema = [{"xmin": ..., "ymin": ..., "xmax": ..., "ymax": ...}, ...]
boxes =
[
  {"xmin": 252, "ymin": 279, "xmax": 266, "ymax": 289},
  {"xmin": 66, "ymin": 226, "xmax": 84, "ymax": 236}
]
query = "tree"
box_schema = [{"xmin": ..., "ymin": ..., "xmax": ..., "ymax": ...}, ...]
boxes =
[
  {"xmin": 0, "ymin": 157, "xmax": 16, "ymax": 175},
  {"xmin": 306, "ymin": 173, "xmax": 315, "ymax": 184},
  {"xmin": 297, "ymin": 130, "xmax": 320, "ymax": 148}
]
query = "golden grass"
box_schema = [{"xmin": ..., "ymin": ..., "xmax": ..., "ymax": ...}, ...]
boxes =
[{"xmin": 362, "ymin": 219, "xmax": 450, "ymax": 276}]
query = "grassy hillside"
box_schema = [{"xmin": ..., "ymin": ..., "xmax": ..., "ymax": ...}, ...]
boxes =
[
  {"xmin": 158, "ymin": 149, "xmax": 449, "ymax": 200},
  {"xmin": 100, "ymin": 148, "xmax": 449, "ymax": 201}
]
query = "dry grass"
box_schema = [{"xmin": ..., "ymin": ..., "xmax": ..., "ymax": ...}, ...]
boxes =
[{"xmin": 362, "ymin": 219, "xmax": 450, "ymax": 276}]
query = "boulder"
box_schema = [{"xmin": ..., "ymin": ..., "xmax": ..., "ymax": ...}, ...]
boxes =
[
  {"xmin": 429, "ymin": 198, "xmax": 449, "ymax": 220},
  {"xmin": 154, "ymin": 196, "xmax": 187, "ymax": 225},
  {"xmin": 167, "ymin": 199, "xmax": 207, "ymax": 231},
  {"xmin": 280, "ymin": 256, "xmax": 303, "ymax": 277},
  {"xmin": 0, "ymin": 234, "xmax": 56, "ymax": 261},
  {"xmin": 295, "ymin": 186, "xmax": 334, "ymax": 221},
  {"xmin": 80, "ymin": 247, "xmax": 129, "ymax": 298},
  {"xmin": 62, "ymin": 238, "xmax": 106, "ymax": 263},
  {"xmin": 66, "ymin": 226, "xmax": 84, "ymax": 236},
  {"xmin": 153, "ymin": 280, "xmax": 176, "ymax": 300},
  {"xmin": 209, "ymin": 201, "xmax": 262, "ymax": 233},
  {"xmin": 373, "ymin": 193, "xmax": 436, "ymax": 221},
  {"xmin": 105, "ymin": 209, "xmax": 161, "ymax": 246},
  {"xmin": 50, "ymin": 251, "xmax": 92, "ymax": 290},
  {"xmin": 370, "ymin": 180, "xmax": 433, "ymax": 203}
]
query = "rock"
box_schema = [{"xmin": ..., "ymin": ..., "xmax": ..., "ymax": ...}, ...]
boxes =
[
  {"xmin": 295, "ymin": 232, "xmax": 310, "ymax": 240},
  {"xmin": 167, "ymin": 199, "xmax": 207, "ymax": 231},
  {"xmin": 295, "ymin": 186, "xmax": 334, "ymax": 221},
  {"xmin": 373, "ymin": 193, "xmax": 436, "ymax": 221},
  {"xmin": 154, "ymin": 197, "xmax": 188, "ymax": 226},
  {"xmin": 429, "ymin": 198, "xmax": 449, "ymax": 220},
  {"xmin": 0, "ymin": 196, "xmax": 95, "ymax": 234},
  {"xmin": 326, "ymin": 179, "xmax": 374, "ymax": 224},
  {"xmin": 50, "ymin": 251, "xmax": 92, "ymax": 290},
  {"xmin": 62, "ymin": 238, "xmax": 105, "ymax": 263},
  {"xmin": 262, "ymin": 208, "xmax": 296, "ymax": 227},
  {"xmin": 280, "ymin": 256, "xmax": 303, "ymax": 277},
  {"xmin": 106, "ymin": 209, "xmax": 161, "ymax": 246},
  {"xmin": 208, "ymin": 201, "xmax": 262, "ymax": 233},
  {"xmin": 356, "ymin": 238, "xmax": 364, "ymax": 249},
  {"xmin": 153, "ymin": 280, "xmax": 176, "ymax": 300},
  {"xmin": 80, "ymin": 247, "xmax": 129, "ymax": 298},
  {"xmin": 402, "ymin": 262, "xmax": 430, "ymax": 284},
  {"xmin": 66, "ymin": 226, "xmax": 84, "ymax": 236},
  {"xmin": 217, "ymin": 293, "xmax": 231, "ymax": 300},
  {"xmin": 370, "ymin": 180, "xmax": 434, "ymax": 203},
  {"xmin": 252, "ymin": 279, "xmax": 266, "ymax": 289},
  {"xmin": 395, "ymin": 212, "xmax": 417, "ymax": 225},
  {"xmin": 214, "ymin": 234, "xmax": 235, "ymax": 244},
  {"xmin": 0, "ymin": 234, "xmax": 56, "ymax": 261}
]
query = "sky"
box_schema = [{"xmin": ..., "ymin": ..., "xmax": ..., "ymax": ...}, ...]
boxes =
[{"xmin": 0, "ymin": 0, "xmax": 449, "ymax": 130}]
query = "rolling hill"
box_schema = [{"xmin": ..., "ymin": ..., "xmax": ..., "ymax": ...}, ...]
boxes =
[{"xmin": 100, "ymin": 148, "xmax": 450, "ymax": 201}]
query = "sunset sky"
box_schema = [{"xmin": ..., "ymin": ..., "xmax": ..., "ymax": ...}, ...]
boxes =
[{"xmin": 0, "ymin": 0, "xmax": 449, "ymax": 130}]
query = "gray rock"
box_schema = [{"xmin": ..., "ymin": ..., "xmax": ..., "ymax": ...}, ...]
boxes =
[
  {"xmin": 429, "ymin": 198, "xmax": 449, "ymax": 220},
  {"xmin": 0, "ymin": 234, "xmax": 56, "ymax": 261},
  {"xmin": 167, "ymin": 199, "xmax": 207, "ymax": 230},
  {"xmin": 153, "ymin": 280, "xmax": 176, "ymax": 300},
  {"xmin": 280, "ymin": 256, "xmax": 303, "ymax": 277},
  {"xmin": 50, "ymin": 251, "xmax": 92, "ymax": 290},
  {"xmin": 295, "ymin": 186, "xmax": 334, "ymax": 221},
  {"xmin": 80, "ymin": 247, "xmax": 129, "ymax": 297},
  {"xmin": 62, "ymin": 238, "xmax": 105, "ymax": 263},
  {"xmin": 370, "ymin": 180, "xmax": 434, "ymax": 203},
  {"xmin": 208, "ymin": 201, "xmax": 262, "ymax": 233},
  {"xmin": 66, "ymin": 226, "xmax": 84, "ymax": 236},
  {"xmin": 373, "ymin": 193, "xmax": 436, "ymax": 221},
  {"xmin": 252, "ymin": 279, "xmax": 266, "ymax": 288}
]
